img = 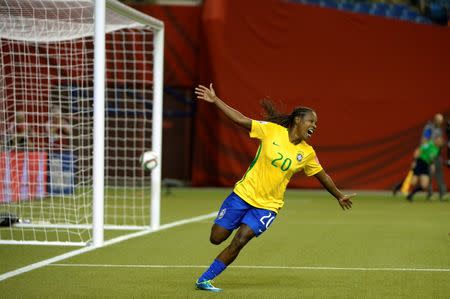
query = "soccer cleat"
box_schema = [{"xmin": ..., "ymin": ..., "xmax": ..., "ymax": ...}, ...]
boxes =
[
  {"xmin": 392, "ymin": 186, "xmax": 398, "ymax": 196},
  {"xmin": 392, "ymin": 183, "xmax": 401, "ymax": 196},
  {"xmin": 195, "ymin": 280, "xmax": 223, "ymax": 292}
]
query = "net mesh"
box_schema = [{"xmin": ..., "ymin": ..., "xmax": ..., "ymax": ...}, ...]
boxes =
[{"xmin": 0, "ymin": 0, "xmax": 158, "ymax": 245}]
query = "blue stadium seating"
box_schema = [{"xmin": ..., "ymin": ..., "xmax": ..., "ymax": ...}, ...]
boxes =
[
  {"xmin": 320, "ymin": 0, "xmax": 338, "ymax": 9},
  {"xmin": 289, "ymin": 0, "xmax": 434, "ymax": 25},
  {"xmin": 370, "ymin": 4, "xmax": 388, "ymax": 16},
  {"xmin": 428, "ymin": 2, "xmax": 448, "ymax": 24},
  {"xmin": 354, "ymin": 2, "xmax": 371, "ymax": 13},
  {"xmin": 400, "ymin": 9, "xmax": 420, "ymax": 20},
  {"xmin": 337, "ymin": 2, "xmax": 355, "ymax": 11},
  {"xmin": 387, "ymin": 3, "xmax": 406, "ymax": 17},
  {"xmin": 385, "ymin": 8, "xmax": 403, "ymax": 18},
  {"xmin": 415, "ymin": 15, "xmax": 433, "ymax": 24}
]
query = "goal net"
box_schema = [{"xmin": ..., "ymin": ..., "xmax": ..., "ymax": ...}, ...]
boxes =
[{"xmin": 0, "ymin": 0, "xmax": 164, "ymax": 246}]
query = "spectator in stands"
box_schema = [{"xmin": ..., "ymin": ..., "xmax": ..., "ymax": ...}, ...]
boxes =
[
  {"xmin": 46, "ymin": 105, "xmax": 71, "ymax": 152},
  {"xmin": 7, "ymin": 111, "xmax": 34, "ymax": 149},
  {"xmin": 422, "ymin": 113, "xmax": 446, "ymax": 200}
]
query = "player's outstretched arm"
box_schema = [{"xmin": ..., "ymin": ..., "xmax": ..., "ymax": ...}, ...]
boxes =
[
  {"xmin": 195, "ymin": 83, "xmax": 252, "ymax": 131},
  {"xmin": 314, "ymin": 170, "xmax": 356, "ymax": 210}
]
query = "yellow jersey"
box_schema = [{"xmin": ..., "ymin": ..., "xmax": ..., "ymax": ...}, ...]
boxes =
[{"xmin": 233, "ymin": 120, "xmax": 323, "ymax": 213}]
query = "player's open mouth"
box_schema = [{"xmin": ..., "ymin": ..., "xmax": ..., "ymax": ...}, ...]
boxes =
[{"xmin": 306, "ymin": 128, "xmax": 314, "ymax": 137}]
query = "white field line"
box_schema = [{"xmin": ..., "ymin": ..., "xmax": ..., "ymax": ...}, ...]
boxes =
[
  {"xmin": 50, "ymin": 263, "xmax": 450, "ymax": 273},
  {"xmin": 0, "ymin": 212, "xmax": 217, "ymax": 282}
]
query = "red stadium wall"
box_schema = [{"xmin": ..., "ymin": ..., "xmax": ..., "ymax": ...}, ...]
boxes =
[
  {"xmin": 191, "ymin": 0, "xmax": 450, "ymax": 190},
  {"xmin": 130, "ymin": 4, "xmax": 202, "ymax": 87}
]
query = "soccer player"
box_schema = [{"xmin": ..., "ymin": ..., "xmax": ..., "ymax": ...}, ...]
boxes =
[
  {"xmin": 194, "ymin": 83, "xmax": 355, "ymax": 292},
  {"xmin": 403, "ymin": 136, "xmax": 444, "ymax": 201},
  {"xmin": 421, "ymin": 113, "xmax": 446, "ymax": 200}
]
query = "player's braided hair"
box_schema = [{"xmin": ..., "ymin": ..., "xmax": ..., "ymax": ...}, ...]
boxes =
[{"xmin": 261, "ymin": 98, "xmax": 314, "ymax": 128}]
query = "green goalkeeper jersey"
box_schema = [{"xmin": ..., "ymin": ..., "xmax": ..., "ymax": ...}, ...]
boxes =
[{"xmin": 419, "ymin": 140, "xmax": 440, "ymax": 164}]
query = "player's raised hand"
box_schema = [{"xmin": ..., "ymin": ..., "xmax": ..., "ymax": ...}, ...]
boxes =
[
  {"xmin": 338, "ymin": 193, "xmax": 356, "ymax": 210},
  {"xmin": 195, "ymin": 83, "xmax": 217, "ymax": 103}
]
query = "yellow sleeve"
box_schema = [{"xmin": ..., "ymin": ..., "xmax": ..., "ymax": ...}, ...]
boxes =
[
  {"xmin": 304, "ymin": 151, "xmax": 323, "ymax": 176},
  {"xmin": 249, "ymin": 120, "xmax": 271, "ymax": 140}
]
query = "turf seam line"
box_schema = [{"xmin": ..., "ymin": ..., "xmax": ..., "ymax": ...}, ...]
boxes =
[
  {"xmin": 0, "ymin": 212, "xmax": 217, "ymax": 282},
  {"xmin": 49, "ymin": 264, "xmax": 450, "ymax": 272}
]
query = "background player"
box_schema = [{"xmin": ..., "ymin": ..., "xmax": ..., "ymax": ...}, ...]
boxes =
[
  {"xmin": 421, "ymin": 113, "xmax": 446, "ymax": 200},
  {"xmin": 404, "ymin": 136, "xmax": 445, "ymax": 201}
]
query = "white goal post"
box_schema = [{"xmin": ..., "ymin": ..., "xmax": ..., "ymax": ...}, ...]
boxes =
[{"xmin": 0, "ymin": 0, "xmax": 164, "ymax": 246}]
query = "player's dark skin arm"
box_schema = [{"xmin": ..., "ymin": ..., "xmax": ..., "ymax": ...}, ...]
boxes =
[
  {"xmin": 314, "ymin": 170, "xmax": 355, "ymax": 210},
  {"xmin": 195, "ymin": 84, "xmax": 252, "ymax": 131},
  {"xmin": 195, "ymin": 83, "xmax": 261, "ymax": 266}
]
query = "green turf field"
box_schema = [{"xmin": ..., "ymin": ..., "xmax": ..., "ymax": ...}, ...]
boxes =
[{"xmin": 1, "ymin": 188, "xmax": 449, "ymax": 298}]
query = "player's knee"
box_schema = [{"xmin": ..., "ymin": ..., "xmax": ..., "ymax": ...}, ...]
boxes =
[{"xmin": 209, "ymin": 235, "xmax": 224, "ymax": 245}]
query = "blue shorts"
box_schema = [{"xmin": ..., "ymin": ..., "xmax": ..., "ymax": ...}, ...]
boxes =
[{"xmin": 214, "ymin": 192, "xmax": 277, "ymax": 237}]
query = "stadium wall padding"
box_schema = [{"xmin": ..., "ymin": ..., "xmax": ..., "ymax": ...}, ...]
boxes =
[
  {"xmin": 191, "ymin": 0, "xmax": 450, "ymax": 190},
  {"xmin": 131, "ymin": 4, "xmax": 202, "ymax": 87}
]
